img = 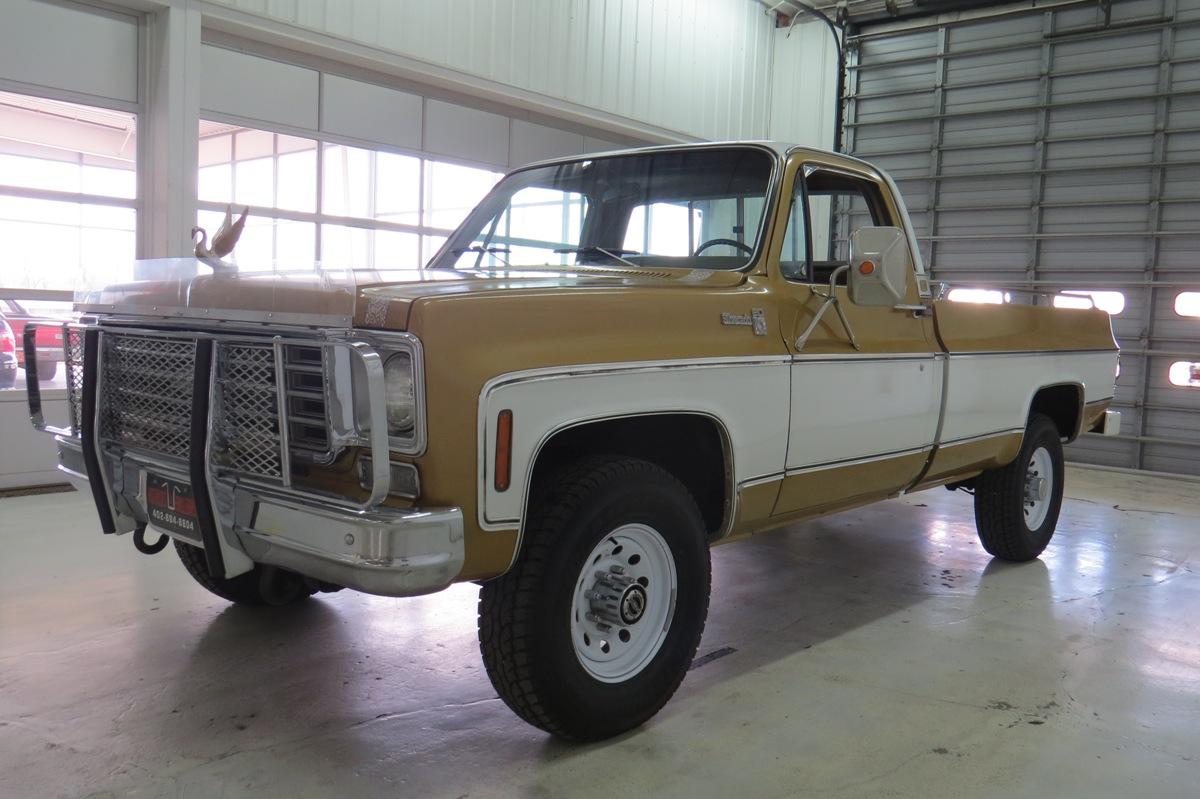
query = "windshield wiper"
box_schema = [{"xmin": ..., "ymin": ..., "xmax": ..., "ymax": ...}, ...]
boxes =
[
  {"xmin": 554, "ymin": 246, "xmax": 641, "ymax": 268},
  {"xmin": 451, "ymin": 244, "xmax": 512, "ymax": 267}
]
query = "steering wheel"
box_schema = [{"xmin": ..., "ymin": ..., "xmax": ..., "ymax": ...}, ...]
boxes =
[{"xmin": 693, "ymin": 238, "xmax": 753, "ymax": 256}]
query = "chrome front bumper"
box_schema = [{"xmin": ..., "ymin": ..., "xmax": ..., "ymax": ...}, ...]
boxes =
[
  {"xmin": 33, "ymin": 323, "xmax": 460, "ymax": 599},
  {"xmin": 57, "ymin": 439, "xmax": 464, "ymax": 597}
]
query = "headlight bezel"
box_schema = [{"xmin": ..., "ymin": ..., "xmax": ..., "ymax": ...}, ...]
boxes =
[{"xmin": 353, "ymin": 330, "xmax": 426, "ymax": 457}]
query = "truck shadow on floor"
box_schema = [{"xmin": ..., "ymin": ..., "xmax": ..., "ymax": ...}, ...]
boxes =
[{"xmin": 149, "ymin": 494, "xmax": 1055, "ymax": 782}]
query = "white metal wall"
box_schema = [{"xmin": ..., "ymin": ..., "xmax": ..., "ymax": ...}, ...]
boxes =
[
  {"xmin": 197, "ymin": 43, "xmax": 628, "ymax": 170},
  {"xmin": 769, "ymin": 19, "xmax": 838, "ymax": 148},
  {"xmin": 846, "ymin": 0, "xmax": 1200, "ymax": 475},
  {"xmin": 203, "ymin": 0, "xmax": 777, "ymax": 142}
]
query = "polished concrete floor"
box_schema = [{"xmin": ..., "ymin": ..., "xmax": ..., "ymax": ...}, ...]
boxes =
[{"xmin": 1, "ymin": 465, "xmax": 1198, "ymax": 799}]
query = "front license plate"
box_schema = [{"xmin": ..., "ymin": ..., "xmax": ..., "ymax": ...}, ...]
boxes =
[{"xmin": 146, "ymin": 474, "xmax": 200, "ymax": 540}]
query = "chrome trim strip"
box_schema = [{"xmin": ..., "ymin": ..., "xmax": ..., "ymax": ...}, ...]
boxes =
[
  {"xmin": 784, "ymin": 445, "xmax": 934, "ymax": 477},
  {"xmin": 791, "ymin": 352, "xmax": 937, "ymax": 364},
  {"xmin": 481, "ymin": 355, "xmax": 792, "ymax": 395},
  {"xmin": 947, "ymin": 348, "xmax": 1119, "ymax": 358},
  {"xmin": 271, "ymin": 337, "xmax": 292, "ymax": 488},
  {"xmin": 738, "ymin": 473, "xmax": 784, "ymax": 489},
  {"xmin": 936, "ymin": 429, "xmax": 1025, "ymax": 447}
]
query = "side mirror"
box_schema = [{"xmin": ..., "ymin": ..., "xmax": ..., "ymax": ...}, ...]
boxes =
[{"xmin": 847, "ymin": 226, "xmax": 911, "ymax": 307}]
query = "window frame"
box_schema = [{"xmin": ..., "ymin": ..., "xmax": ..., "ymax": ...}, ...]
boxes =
[{"xmin": 779, "ymin": 164, "xmax": 894, "ymax": 286}]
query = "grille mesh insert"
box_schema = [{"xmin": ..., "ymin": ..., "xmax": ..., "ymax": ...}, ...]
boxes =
[
  {"xmin": 213, "ymin": 343, "xmax": 283, "ymax": 479},
  {"xmin": 64, "ymin": 327, "xmax": 85, "ymax": 433},
  {"xmin": 100, "ymin": 335, "xmax": 196, "ymax": 459}
]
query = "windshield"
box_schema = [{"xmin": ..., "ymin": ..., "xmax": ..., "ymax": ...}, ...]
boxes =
[{"xmin": 430, "ymin": 147, "xmax": 775, "ymax": 272}]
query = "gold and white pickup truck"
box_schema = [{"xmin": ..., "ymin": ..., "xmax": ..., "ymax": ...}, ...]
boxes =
[{"xmin": 24, "ymin": 142, "xmax": 1120, "ymax": 741}]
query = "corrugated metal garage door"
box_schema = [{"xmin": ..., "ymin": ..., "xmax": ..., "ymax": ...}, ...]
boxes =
[{"xmin": 845, "ymin": 0, "xmax": 1200, "ymax": 475}]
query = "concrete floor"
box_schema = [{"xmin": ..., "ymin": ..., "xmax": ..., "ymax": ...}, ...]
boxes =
[{"xmin": 1, "ymin": 466, "xmax": 1198, "ymax": 799}]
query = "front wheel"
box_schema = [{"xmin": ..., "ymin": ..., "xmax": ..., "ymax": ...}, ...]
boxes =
[
  {"xmin": 478, "ymin": 456, "xmax": 711, "ymax": 741},
  {"xmin": 174, "ymin": 541, "xmax": 317, "ymax": 606},
  {"xmin": 973, "ymin": 413, "xmax": 1065, "ymax": 561}
]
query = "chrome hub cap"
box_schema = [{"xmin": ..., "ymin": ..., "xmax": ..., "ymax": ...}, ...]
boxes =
[
  {"xmin": 1023, "ymin": 447, "xmax": 1053, "ymax": 529},
  {"xmin": 571, "ymin": 524, "xmax": 678, "ymax": 683}
]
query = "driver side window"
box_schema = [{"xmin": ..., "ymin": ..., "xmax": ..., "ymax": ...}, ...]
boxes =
[{"xmin": 781, "ymin": 168, "xmax": 891, "ymax": 284}]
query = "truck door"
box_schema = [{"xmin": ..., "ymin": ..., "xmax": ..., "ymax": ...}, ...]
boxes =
[{"xmin": 771, "ymin": 161, "xmax": 943, "ymax": 517}]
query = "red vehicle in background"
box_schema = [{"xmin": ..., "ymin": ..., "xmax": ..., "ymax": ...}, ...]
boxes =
[
  {"xmin": 0, "ymin": 314, "xmax": 17, "ymax": 389},
  {"xmin": 2, "ymin": 299, "xmax": 64, "ymax": 382}
]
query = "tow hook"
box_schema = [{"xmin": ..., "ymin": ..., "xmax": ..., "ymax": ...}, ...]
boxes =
[{"xmin": 132, "ymin": 523, "xmax": 170, "ymax": 555}]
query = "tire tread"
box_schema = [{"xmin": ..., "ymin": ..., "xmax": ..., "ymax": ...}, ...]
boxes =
[{"xmin": 478, "ymin": 455, "xmax": 709, "ymax": 740}]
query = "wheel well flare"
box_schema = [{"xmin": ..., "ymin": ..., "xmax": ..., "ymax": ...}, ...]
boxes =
[{"xmin": 528, "ymin": 414, "xmax": 730, "ymax": 538}]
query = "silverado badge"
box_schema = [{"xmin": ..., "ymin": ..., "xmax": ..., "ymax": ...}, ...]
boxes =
[{"xmin": 720, "ymin": 307, "xmax": 767, "ymax": 336}]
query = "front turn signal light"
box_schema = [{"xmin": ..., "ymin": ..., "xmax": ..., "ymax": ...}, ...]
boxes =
[{"xmin": 495, "ymin": 409, "xmax": 513, "ymax": 492}]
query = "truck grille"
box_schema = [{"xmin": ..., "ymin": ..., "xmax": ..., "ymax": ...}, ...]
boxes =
[
  {"xmin": 96, "ymin": 331, "xmax": 332, "ymax": 482},
  {"xmin": 100, "ymin": 334, "xmax": 196, "ymax": 459}
]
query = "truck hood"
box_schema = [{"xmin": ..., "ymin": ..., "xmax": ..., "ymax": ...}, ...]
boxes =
[{"xmin": 77, "ymin": 259, "xmax": 746, "ymax": 330}]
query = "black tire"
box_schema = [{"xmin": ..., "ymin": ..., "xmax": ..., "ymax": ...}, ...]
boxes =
[
  {"xmin": 478, "ymin": 455, "xmax": 711, "ymax": 741},
  {"xmin": 174, "ymin": 540, "xmax": 316, "ymax": 606},
  {"xmin": 36, "ymin": 360, "xmax": 57, "ymax": 382},
  {"xmin": 974, "ymin": 413, "xmax": 1065, "ymax": 561}
]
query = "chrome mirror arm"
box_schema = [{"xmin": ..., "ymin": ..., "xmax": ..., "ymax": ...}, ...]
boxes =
[{"xmin": 795, "ymin": 265, "xmax": 861, "ymax": 352}]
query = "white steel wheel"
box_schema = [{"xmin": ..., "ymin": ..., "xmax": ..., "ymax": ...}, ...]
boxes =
[
  {"xmin": 1023, "ymin": 446, "xmax": 1054, "ymax": 530},
  {"xmin": 570, "ymin": 523, "xmax": 679, "ymax": 683}
]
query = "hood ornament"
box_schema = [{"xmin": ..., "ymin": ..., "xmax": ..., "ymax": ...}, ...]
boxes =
[{"xmin": 192, "ymin": 204, "xmax": 249, "ymax": 269}]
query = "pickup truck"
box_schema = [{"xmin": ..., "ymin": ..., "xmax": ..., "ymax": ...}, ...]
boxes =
[{"xmin": 24, "ymin": 142, "xmax": 1120, "ymax": 742}]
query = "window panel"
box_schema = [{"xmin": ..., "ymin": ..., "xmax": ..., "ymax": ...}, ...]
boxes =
[
  {"xmin": 1168, "ymin": 361, "xmax": 1200, "ymax": 388},
  {"xmin": 0, "ymin": 153, "xmax": 79, "ymax": 193},
  {"xmin": 81, "ymin": 163, "xmax": 135, "ymax": 199},
  {"xmin": 424, "ymin": 160, "xmax": 502, "ymax": 230},
  {"xmin": 276, "ymin": 149, "xmax": 316, "ymax": 213},
  {"xmin": 323, "ymin": 144, "xmax": 373, "ymax": 218},
  {"xmin": 235, "ymin": 128, "xmax": 274, "ymax": 160},
  {"xmin": 1175, "ymin": 291, "xmax": 1200, "ymax": 318},
  {"xmin": 234, "ymin": 157, "xmax": 274, "ymax": 208},
  {"xmin": 198, "ymin": 164, "xmax": 232, "ymax": 204},
  {"xmin": 321, "ymin": 224, "xmax": 419, "ymax": 269},
  {"xmin": 422, "ymin": 235, "xmax": 448, "ymax": 265},
  {"xmin": 376, "ymin": 151, "xmax": 421, "ymax": 224}
]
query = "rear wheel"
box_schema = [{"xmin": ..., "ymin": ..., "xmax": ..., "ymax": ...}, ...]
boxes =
[
  {"xmin": 478, "ymin": 456, "xmax": 711, "ymax": 741},
  {"xmin": 174, "ymin": 540, "xmax": 317, "ymax": 606},
  {"xmin": 973, "ymin": 413, "xmax": 1065, "ymax": 561}
]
